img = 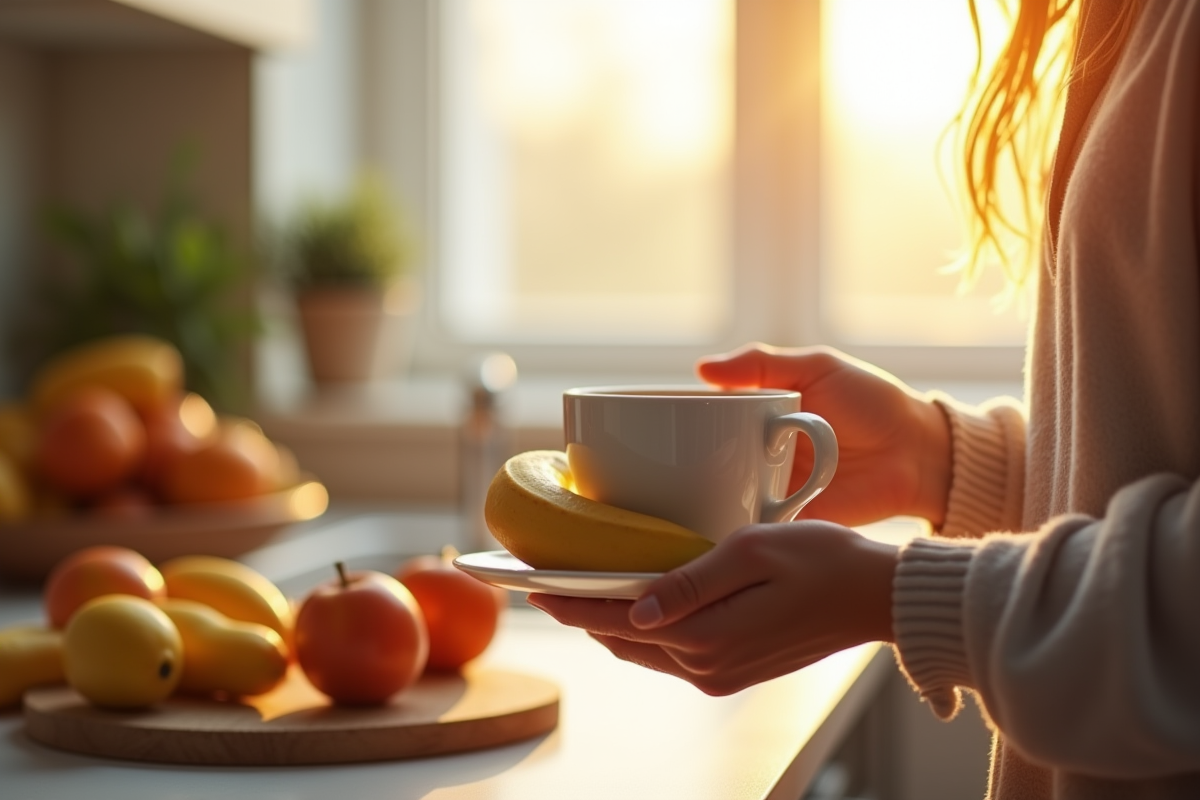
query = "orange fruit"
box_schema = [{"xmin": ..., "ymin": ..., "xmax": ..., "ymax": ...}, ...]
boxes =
[
  {"xmin": 35, "ymin": 387, "xmax": 146, "ymax": 499},
  {"xmin": 394, "ymin": 554, "xmax": 444, "ymax": 583},
  {"xmin": 396, "ymin": 549, "xmax": 504, "ymax": 672},
  {"xmin": 44, "ymin": 545, "xmax": 166, "ymax": 629},
  {"xmin": 137, "ymin": 393, "xmax": 215, "ymax": 492},
  {"xmin": 160, "ymin": 423, "xmax": 279, "ymax": 504}
]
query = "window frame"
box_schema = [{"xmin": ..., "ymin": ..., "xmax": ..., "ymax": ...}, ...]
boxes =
[{"xmin": 358, "ymin": 0, "xmax": 1026, "ymax": 384}]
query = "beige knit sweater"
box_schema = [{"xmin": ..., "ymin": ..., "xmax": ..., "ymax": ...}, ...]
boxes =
[{"xmin": 892, "ymin": 1, "xmax": 1200, "ymax": 798}]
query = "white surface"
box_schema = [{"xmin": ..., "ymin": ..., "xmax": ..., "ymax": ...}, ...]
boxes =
[
  {"xmin": 0, "ymin": 510, "xmax": 904, "ymax": 800},
  {"xmin": 0, "ymin": 611, "xmax": 889, "ymax": 800},
  {"xmin": 454, "ymin": 550, "xmax": 660, "ymax": 599}
]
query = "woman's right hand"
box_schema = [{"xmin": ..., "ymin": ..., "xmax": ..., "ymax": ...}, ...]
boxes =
[{"xmin": 697, "ymin": 342, "xmax": 952, "ymax": 528}]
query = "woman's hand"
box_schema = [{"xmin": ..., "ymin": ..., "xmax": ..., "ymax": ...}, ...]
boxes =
[
  {"xmin": 698, "ymin": 342, "xmax": 952, "ymax": 527},
  {"xmin": 528, "ymin": 521, "xmax": 898, "ymax": 695}
]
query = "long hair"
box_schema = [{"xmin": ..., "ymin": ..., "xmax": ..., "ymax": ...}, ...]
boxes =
[{"xmin": 953, "ymin": 0, "xmax": 1142, "ymax": 293}]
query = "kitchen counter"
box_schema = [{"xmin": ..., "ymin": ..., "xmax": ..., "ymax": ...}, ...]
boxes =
[{"xmin": 0, "ymin": 511, "xmax": 910, "ymax": 800}]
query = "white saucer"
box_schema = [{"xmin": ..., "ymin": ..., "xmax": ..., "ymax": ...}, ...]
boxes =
[{"xmin": 453, "ymin": 551, "xmax": 661, "ymax": 600}]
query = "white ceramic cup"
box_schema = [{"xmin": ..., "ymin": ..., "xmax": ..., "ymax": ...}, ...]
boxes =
[{"xmin": 562, "ymin": 386, "xmax": 838, "ymax": 542}]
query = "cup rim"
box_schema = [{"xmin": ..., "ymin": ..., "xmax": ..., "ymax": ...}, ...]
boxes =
[{"xmin": 565, "ymin": 385, "xmax": 800, "ymax": 400}]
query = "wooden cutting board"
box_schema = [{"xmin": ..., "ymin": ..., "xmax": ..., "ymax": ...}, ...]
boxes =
[{"xmin": 22, "ymin": 664, "xmax": 559, "ymax": 766}]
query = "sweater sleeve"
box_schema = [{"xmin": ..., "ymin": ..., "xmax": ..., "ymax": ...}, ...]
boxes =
[
  {"xmin": 897, "ymin": 472, "xmax": 1200, "ymax": 779},
  {"xmin": 892, "ymin": 394, "xmax": 1025, "ymax": 719},
  {"xmin": 964, "ymin": 474, "xmax": 1200, "ymax": 778},
  {"xmin": 928, "ymin": 391, "xmax": 1027, "ymax": 538}
]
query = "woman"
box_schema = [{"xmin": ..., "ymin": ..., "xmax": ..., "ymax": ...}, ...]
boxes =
[{"xmin": 529, "ymin": 0, "xmax": 1200, "ymax": 796}]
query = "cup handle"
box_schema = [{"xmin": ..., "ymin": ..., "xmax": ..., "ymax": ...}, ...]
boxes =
[{"xmin": 761, "ymin": 412, "xmax": 839, "ymax": 524}]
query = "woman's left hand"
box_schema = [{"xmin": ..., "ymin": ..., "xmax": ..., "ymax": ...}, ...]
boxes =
[{"xmin": 526, "ymin": 521, "xmax": 899, "ymax": 695}]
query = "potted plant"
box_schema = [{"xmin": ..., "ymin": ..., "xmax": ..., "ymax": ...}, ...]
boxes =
[
  {"xmin": 25, "ymin": 151, "xmax": 258, "ymax": 412},
  {"xmin": 283, "ymin": 176, "xmax": 419, "ymax": 385}
]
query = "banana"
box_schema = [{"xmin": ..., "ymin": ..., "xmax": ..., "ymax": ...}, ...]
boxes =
[
  {"xmin": 159, "ymin": 556, "xmax": 293, "ymax": 652},
  {"xmin": 484, "ymin": 450, "xmax": 714, "ymax": 572},
  {"xmin": 159, "ymin": 599, "xmax": 288, "ymax": 697},
  {"xmin": 30, "ymin": 334, "xmax": 184, "ymax": 416},
  {"xmin": 0, "ymin": 626, "xmax": 66, "ymax": 708}
]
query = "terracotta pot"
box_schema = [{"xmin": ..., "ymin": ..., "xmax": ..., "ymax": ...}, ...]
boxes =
[{"xmin": 295, "ymin": 279, "xmax": 419, "ymax": 384}]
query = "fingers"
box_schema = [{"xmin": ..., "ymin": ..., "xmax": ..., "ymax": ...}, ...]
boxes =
[
  {"xmin": 629, "ymin": 539, "xmax": 766, "ymax": 630},
  {"xmin": 589, "ymin": 634, "xmax": 752, "ymax": 696},
  {"xmin": 695, "ymin": 342, "xmax": 842, "ymax": 391},
  {"xmin": 695, "ymin": 342, "xmax": 779, "ymax": 388},
  {"xmin": 526, "ymin": 594, "xmax": 639, "ymax": 637},
  {"xmin": 587, "ymin": 633, "xmax": 686, "ymax": 677}
]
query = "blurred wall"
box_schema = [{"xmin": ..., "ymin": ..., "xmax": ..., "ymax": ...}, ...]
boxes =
[
  {"xmin": 0, "ymin": 43, "xmax": 41, "ymax": 399},
  {"xmin": 0, "ymin": 34, "xmax": 254, "ymax": 401}
]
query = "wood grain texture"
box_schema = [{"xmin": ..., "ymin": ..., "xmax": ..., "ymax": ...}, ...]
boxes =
[{"xmin": 23, "ymin": 665, "xmax": 559, "ymax": 765}]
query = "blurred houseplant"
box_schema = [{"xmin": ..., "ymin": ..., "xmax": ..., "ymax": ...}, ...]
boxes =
[
  {"xmin": 29, "ymin": 152, "xmax": 258, "ymax": 412},
  {"xmin": 281, "ymin": 176, "xmax": 419, "ymax": 384}
]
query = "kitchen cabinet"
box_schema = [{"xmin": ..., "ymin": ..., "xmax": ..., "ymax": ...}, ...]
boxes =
[
  {"xmin": 0, "ymin": 0, "xmax": 311, "ymax": 396},
  {"xmin": 0, "ymin": 0, "xmax": 310, "ymax": 50}
]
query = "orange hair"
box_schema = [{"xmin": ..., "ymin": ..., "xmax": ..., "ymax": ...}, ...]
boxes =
[{"xmin": 954, "ymin": 0, "xmax": 1142, "ymax": 293}]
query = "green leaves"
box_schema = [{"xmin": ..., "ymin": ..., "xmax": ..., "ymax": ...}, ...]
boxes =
[
  {"xmin": 32, "ymin": 151, "xmax": 258, "ymax": 411},
  {"xmin": 283, "ymin": 175, "xmax": 415, "ymax": 290}
]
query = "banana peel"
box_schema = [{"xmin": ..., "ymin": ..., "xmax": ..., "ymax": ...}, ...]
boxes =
[{"xmin": 484, "ymin": 450, "xmax": 713, "ymax": 572}]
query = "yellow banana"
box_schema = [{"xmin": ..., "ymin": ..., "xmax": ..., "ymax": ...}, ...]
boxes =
[
  {"xmin": 0, "ymin": 626, "xmax": 66, "ymax": 707},
  {"xmin": 159, "ymin": 556, "xmax": 293, "ymax": 652},
  {"xmin": 159, "ymin": 599, "xmax": 288, "ymax": 697},
  {"xmin": 484, "ymin": 450, "xmax": 714, "ymax": 572},
  {"xmin": 30, "ymin": 334, "xmax": 184, "ymax": 416}
]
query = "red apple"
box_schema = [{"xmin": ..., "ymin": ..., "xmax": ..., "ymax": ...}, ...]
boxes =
[
  {"xmin": 397, "ymin": 548, "xmax": 506, "ymax": 672},
  {"xmin": 44, "ymin": 545, "xmax": 166, "ymax": 628},
  {"xmin": 294, "ymin": 563, "xmax": 429, "ymax": 705}
]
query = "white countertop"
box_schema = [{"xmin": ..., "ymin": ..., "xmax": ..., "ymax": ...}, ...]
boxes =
[{"xmin": 0, "ymin": 511, "xmax": 906, "ymax": 800}]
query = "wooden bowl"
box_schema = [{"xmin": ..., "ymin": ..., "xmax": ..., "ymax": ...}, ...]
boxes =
[{"xmin": 0, "ymin": 479, "xmax": 328, "ymax": 582}]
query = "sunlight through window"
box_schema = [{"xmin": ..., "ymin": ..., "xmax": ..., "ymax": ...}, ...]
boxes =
[
  {"xmin": 440, "ymin": 0, "xmax": 733, "ymax": 343},
  {"xmin": 820, "ymin": 0, "xmax": 1027, "ymax": 346}
]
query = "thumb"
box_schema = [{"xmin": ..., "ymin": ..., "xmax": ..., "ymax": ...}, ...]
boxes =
[{"xmin": 629, "ymin": 546, "xmax": 752, "ymax": 629}]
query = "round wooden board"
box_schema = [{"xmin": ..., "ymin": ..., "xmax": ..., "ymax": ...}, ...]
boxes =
[{"xmin": 22, "ymin": 665, "xmax": 559, "ymax": 766}]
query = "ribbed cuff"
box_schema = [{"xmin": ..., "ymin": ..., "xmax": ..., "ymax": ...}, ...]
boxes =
[
  {"xmin": 928, "ymin": 392, "xmax": 1026, "ymax": 538},
  {"xmin": 893, "ymin": 536, "xmax": 977, "ymax": 720}
]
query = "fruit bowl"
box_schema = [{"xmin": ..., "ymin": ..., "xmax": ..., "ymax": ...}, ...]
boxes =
[{"xmin": 0, "ymin": 479, "xmax": 329, "ymax": 582}]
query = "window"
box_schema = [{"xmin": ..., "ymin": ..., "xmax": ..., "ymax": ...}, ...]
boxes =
[
  {"xmin": 363, "ymin": 0, "xmax": 1026, "ymax": 383},
  {"xmin": 440, "ymin": 0, "xmax": 733, "ymax": 344},
  {"xmin": 820, "ymin": 0, "xmax": 1025, "ymax": 348}
]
